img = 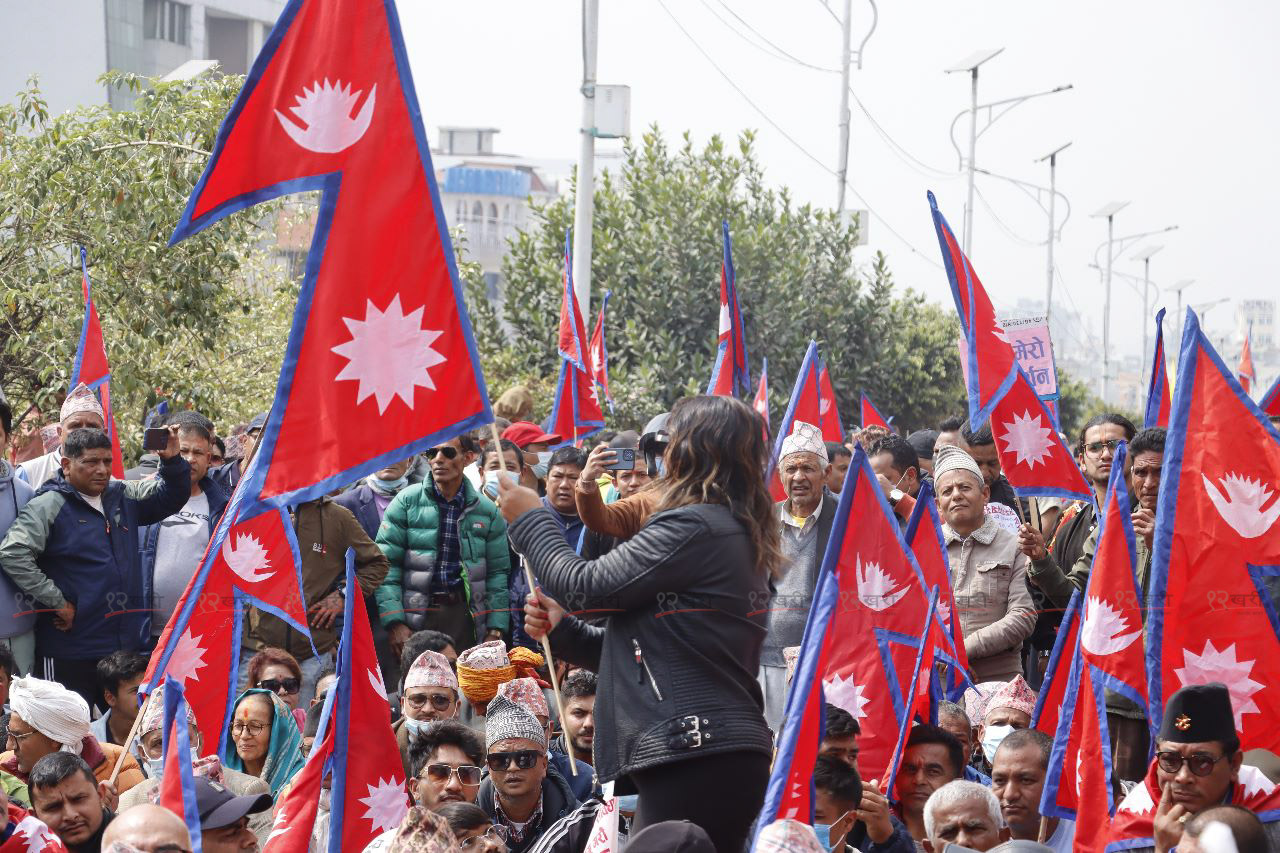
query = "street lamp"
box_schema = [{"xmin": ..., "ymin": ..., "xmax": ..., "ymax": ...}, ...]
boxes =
[
  {"xmin": 1166, "ymin": 279, "xmax": 1196, "ymax": 345},
  {"xmin": 1093, "ymin": 201, "xmax": 1129, "ymax": 403},
  {"xmin": 1131, "ymin": 244, "xmax": 1164, "ymax": 370},
  {"xmin": 944, "ymin": 49, "xmax": 1003, "ymax": 255},
  {"xmin": 1037, "ymin": 142, "xmax": 1072, "ymax": 324},
  {"xmin": 1191, "ymin": 297, "xmax": 1229, "ymax": 329}
]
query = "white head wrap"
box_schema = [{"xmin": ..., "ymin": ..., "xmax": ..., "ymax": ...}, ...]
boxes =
[
  {"xmin": 780, "ymin": 421, "xmax": 828, "ymax": 463},
  {"xmin": 932, "ymin": 445, "xmax": 983, "ymax": 485},
  {"xmin": 60, "ymin": 383, "xmax": 105, "ymax": 424},
  {"xmin": 9, "ymin": 675, "xmax": 92, "ymax": 754}
]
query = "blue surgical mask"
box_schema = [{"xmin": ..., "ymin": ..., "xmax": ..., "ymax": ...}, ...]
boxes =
[
  {"xmin": 404, "ymin": 717, "xmax": 431, "ymax": 738},
  {"xmin": 614, "ymin": 794, "xmax": 638, "ymax": 814},
  {"xmin": 370, "ymin": 473, "xmax": 408, "ymax": 494},
  {"xmin": 482, "ymin": 470, "xmax": 511, "ymax": 501},
  {"xmin": 531, "ymin": 463, "xmax": 549, "ymax": 480},
  {"xmin": 812, "ymin": 811, "xmax": 851, "ymax": 852},
  {"xmin": 982, "ymin": 724, "xmax": 1015, "ymax": 763},
  {"xmin": 145, "ymin": 757, "xmax": 164, "ymax": 778}
]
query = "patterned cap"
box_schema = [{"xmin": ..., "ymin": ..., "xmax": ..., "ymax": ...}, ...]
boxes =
[
  {"xmin": 485, "ymin": 694, "xmax": 547, "ymax": 751},
  {"xmin": 457, "ymin": 640, "xmax": 515, "ymax": 704},
  {"xmin": 386, "ymin": 806, "xmax": 458, "ymax": 852},
  {"xmin": 965, "ymin": 681, "xmax": 1004, "ymax": 723},
  {"xmin": 783, "ymin": 646, "xmax": 802, "ymax": 683},
  {"xmin": 404, "ymin": 650, "xmax": 458, "ymax": 693},
  {"xmin": 984, "ymin": 674, "xmax": 1038, "ymax": 721},
  {"xmin": 457, "ymin": 639, "xmax": 508, "ymax": 672},
  {"xmin": 138, "ymin": 685, "xmax": 198, "ymax": 737},
  {"xmin": 495, "ymin": 677, "xmax": 549, "ymax": 719},
  {"xmin": 780, "ymin": 422, "xmax": 828, "ymax": 463},
  {"xmin": 756, "ymin": 819, "xmax": 826, "ymax": 853},
  {"xmin": 60, "ymin": 383, "xmax": 104, "ymax": 423},
  {"xmin": 933, "ymin": 444, "xmax": 983, "ymax": 485}
]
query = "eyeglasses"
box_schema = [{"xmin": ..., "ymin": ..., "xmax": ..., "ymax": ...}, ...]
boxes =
[
  {"xmin": 1157, "ymin": 751, "xmax": 1228, "ymax": 777},
  {"xmin": 6, "ymin": 730, "xmax": 38, "ymax": 744},
  {"xmin": 423, "ymin": 763, "xmax": 483, "ymax": 786},
  {"xmin": 257, "ymin": 678, "xmax": 300, "ymax": 695},
  {"xmin": 403, "ymin": 691, "xmax": 455, "ymax": 712},
  {"xmin": 486, "ymin": 749, "xmax": 541, "ymax": 771},
  {"xmin": 425, "ymin": 446, "xmax": 459, "ymax": 460},
  {"xmin": 1084, "ymin": 439, "xmax": 1123, "ymax": 456},
  {"xmin": 459, "ymin": 825, "xmax": 509, "ymax": 851},
  {"xmin": 231, "ymin": 721, "xmax": 269, "ymax": 738}
]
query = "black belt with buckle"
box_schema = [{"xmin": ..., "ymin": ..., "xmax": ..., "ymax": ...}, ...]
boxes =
[
  {"xmin": 666, "ymin": 715, "xmax": 712, "ymax": 750},
  {"xmin": 429, "ymin": 589, "xmax": 463, "ymax": 606}
]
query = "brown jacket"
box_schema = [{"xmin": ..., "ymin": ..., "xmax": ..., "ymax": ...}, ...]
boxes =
[
  {"xmin": 575, "ymin": 484, "xmax": 659, "ymax": 539},
  {"xmin": 242, "ymin": 497, "xmax": 389, "ymax": 659}
]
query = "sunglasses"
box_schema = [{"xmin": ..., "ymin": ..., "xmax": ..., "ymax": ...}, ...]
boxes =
[
  {"xmin": 1156, "ymin": 751, "xmax": 1228, "ymax": 777},
  {"xmin": 403, "ymin": 691, "xmax": 455, "ymax": 712},
  {"xmin": 459, "ymin": 825, "xmax": 509, "ymax": 851},
  {"xmin": 258, "ymin": 678, "xmax": 300, "ymax": 695},
  {"xmin": 425, "ymin": 446, "xmax": 459, "ymax": 460},
  {"xmin": 486, "ymin": 749, "xmax": 541, "ymax": 771},
  {"xmin": 424, "ymin": 763, "xmax": 483, "ymax": 786}
]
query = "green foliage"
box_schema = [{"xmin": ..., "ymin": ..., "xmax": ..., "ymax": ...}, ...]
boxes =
[
  {"xmin": 472, "ymin": 128, "xmax": 965, "ymax": 433},
  {"xmin": 0, "ymin": 72, "xmax": 296, "ymax": 457}
]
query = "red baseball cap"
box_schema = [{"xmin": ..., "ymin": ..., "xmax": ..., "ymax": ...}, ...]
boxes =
[{"xmin": 502, "ymin": 421, "xmax": 562, "ymax": 448}]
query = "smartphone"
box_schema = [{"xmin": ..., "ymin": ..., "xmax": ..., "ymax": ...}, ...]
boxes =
[
  {"xmin": 142, "ymin": 427, "xmax": 169, "ymax": 452},
  {"xmin": 605, "ymin": 447, "xmax": 636, "ymax": 471}
]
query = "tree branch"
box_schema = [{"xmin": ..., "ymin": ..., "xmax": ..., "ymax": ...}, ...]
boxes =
[{"xmin": 91, "ymin": 140, "xmax": 210, "ymax": 156}]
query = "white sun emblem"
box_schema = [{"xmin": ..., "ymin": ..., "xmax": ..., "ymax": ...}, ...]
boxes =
[
  {"xmin": 13, "ymin": 815, "xmax": 60, "ymax": 853},
  {"xmin": 167, "ymin": 627, "xmax": 209, "ymax": 687},
  {"xmin": 275, "ymin": 79, "xmax": 376, "ymax": 154},
  {"xmin": 855, "ymin": 555, "xmax": 908, "ymax": 611},
  {"xmin": 819, "ymin": 397, "xmax": 831, "ymax": 416},
  {"xmin": 359, "ymin": 777, "xmax": 409, "ymax": 833},
  {"xmin": 1174, "ymin": 640, "xmax": 1264, "ymax": 731},
  {"xmin": 367, "ymin": 667, "xmax": 388, "ymax": 699},
  {"xmin": 718, "ymin": 302, "xmax": 731, "ymax": 336},
  {"xmin": 937, "ymin": 598, "xmax": 953, "ymax": 630},
  {"xmin": 222, "ymin": 531, "xmax": 274, "ymax": 585},
  {"xmin": 823, "ymin": 673, "xmax": 870, "ymax": 720},
  {"xmin": 332, "ymin": 294, "xmax": 446, "ymax": 414},
  {"xmin": 991, "ymin": 316, "xmax": 1011, "ymax": 343},
  {"xmin": 999, "ymin": 410, "xmax": 1054, "ymax": 469},
  {"xmin": 1201, "ymin": 473, "xmax": 1280, "ymax": 539},
  {"xmin": 1081, "ymin": 596, "xmax": 1142, "ymax": 657}
]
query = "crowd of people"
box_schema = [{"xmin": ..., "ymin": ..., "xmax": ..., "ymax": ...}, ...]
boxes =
[{"xmin": 0, "ymin": 380, "xmax": 1276, "ymax": 853}]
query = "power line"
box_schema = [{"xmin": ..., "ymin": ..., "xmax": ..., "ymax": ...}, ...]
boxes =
[
  {"xmin": 654, "ymin": 0, "xmax": 943, "ymax": 269},
  {"xmin": 846, "ymin": 85, "xmax": 960, "ymax": 180},
  {"xmin": 694, "ymin": 0, "xmax": 839, "ymax": 72},
  {"xmin": 813, "ymin": 0, "xmax": 842, "ymax": 24},
  {"xmin": 973, "ymin": 184, "xmax": 1043, "ymax": 248},
  {"xmin": 710, "ymin": 0, "xmax": 842, "ymax": 73}
]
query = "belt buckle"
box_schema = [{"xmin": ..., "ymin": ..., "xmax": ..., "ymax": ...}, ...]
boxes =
[{"xmin": 679, "ymin": 715, "xmax": 702, "ymax": 748}]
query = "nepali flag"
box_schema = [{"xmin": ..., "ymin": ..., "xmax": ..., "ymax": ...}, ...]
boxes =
[
  {"xmin": 559, "ymin": 227, "xmax": 592, "ymax": 374},
  {"xmin": 548, "ymin": 361, "xmax": 605, "ymax": 447},
  {"xmin": 1040, "ymin": 442, "xmax": 1147, "ymax": 845},
  {"xmin": 753, "ymin": 357, "xmax": 771, "ymax": 442},
  {"xmin": 706, "ymin": 221, "xmax": 750, "ymax": 397},
  {"xmin": 929, "ymin": 192, "xmax": 1092, "ymax": 503},
  {"xmin": 1238, "ymin": 325, "xmax": 1257, "ymax": 394},
  {"xmin": 588, "ymin": 290, "xmax": 613, "ymax": 411},
  {"xmin": 768, "ymin": 341, "xmax": 823, "ymax": 500},
  {"xmin": 143, "ymin": 459, "xmax": 311, "ymax": 753},
  {"xmin": 904, "ymin": 479, "xmax": 971, "ymax": 693},
  {"xmin": 1263, "ymin": 374, "xmax": 1280, "ymax": 418},
  {"xmin": 817, "ymin": 361, "xmax": 843, "ymax": 443},
  {"xmin": 0, "ymin": 805, "xmax": 64, "ymax": 852},
  {"xmin": 1144, "ymin": 308, "xmax": 1171, "ymax": 429},
  {"xmin": 264, "ymin": 693, "xmax": 336, "ymax": 852},
  {"xmin": 860, "ymin": 392, "xmax": 889, "ymax": 431},
  {"xmin": 156, "ymin": 676, "xmax": 205, "ymax": 852},
  {"xmin": 882, "ymin": 587, "xmax": 947, "ymax": 794},
  {"xmin": 326, "ymin": 551, "xmax": 409, "ymax": 851},
  {"xmin": 1147, "ymin": 308, "xmax": 1280, "ymax": 754},
  {"xmin": 758, "ymin": 447, "xmax": 961, "ymax": 832},
  {"xmin": 170, "ymin": 0, "xmax": 493, "ymax": 512},
  {"xmin": 70, "ymin": 248, "xmax": 124, "ymax": 479},
  {"xmin": 1030, "ymin": 590, "xmax": 1081, "ymax": 741}
]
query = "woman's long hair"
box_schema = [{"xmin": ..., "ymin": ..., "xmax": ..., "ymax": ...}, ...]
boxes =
[{"xmin": 654, "ymin": 395, "xmax": 784, "ymax": 579}]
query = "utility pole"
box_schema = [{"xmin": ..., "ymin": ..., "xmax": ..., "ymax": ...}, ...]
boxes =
[
  {"xmin": 835, "ymin": 0, "xmax": 853, "ymax": 213},
  {"xmin": 1093, "ymin": 201, "xmax": 1129, "ymax": 404},
  {"xmin": 1132, "ymin": 244, "xmax": 1163, "ymax": 370},
  {"xmin": 571, "ymin": 0, "xmax": 599, "ymax": 318},
  {"xmin": 1037, "ymin": 143, "xmax": 1071, "ymax": 325}
]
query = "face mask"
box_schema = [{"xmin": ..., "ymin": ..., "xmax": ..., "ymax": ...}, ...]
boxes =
[
  {"xmin": 404, "ymin": 716, "xmax": 431, "ymax": 738},
  {"xmin": 482, "ymin": 470, "xmax": 511, "ymax": 501},
  {"xmin": 531, "ymin": 463, "xmax": 549, "ymax": 480},
  {"xmin": 371, "ymin": 472, "xmax": 408, "ymax": 493},
  {"xmin": 982, "ymin": 724, "xmax": 1015, "ymax": 763},
  {"xmin": 812, "ymin": 811, "xmax": 850, "ymax": 852},
  {"xmin": 145, "ymin": 747, "xmax": 200, "ymax": 779},
  {"xmin": 614, "ymin": 794, "xmax": 638, "ymax": 814}
]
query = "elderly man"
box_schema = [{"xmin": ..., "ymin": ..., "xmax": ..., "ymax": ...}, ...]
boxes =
[
  {"xmin": 17, "ymin": 385, "xmax": 105, "ymax": 489},
  {"xmin": 1110, "ymin": 683, "xmax": 1280, "ymax": 853},
  {"xmin": 933, "ymin": 445, "xmax": 1036, "ymax": 683},
  {"xmin": 476, "ymin": 695, "xmax": 579, "ymax": 853},
  {"xmin": 117, "ymin": 687, "xmax": 271, "ymax": 845},
  {"xmin": 760, "ymin": 422, "xmax": 837, "ymax": 729},
  {"xmin": 0, "ymin": 676, "xmax": 143, "ymax": 792},
  {"xmin": 976, "ymin": 676, "xmax": 1036, "ymax": 771},
  {"xmin": 391, "ymin": 649, "xmax": 460, "ymax": 779},
  {"xmin": 29, "ymin": 752, "xmax": 114, "ymax": 852},
  {"xmin": 101, "ymin": 803, "xmax": 192, "ymax": 852},
  {"xmin": 991, "ymin": 728, "xmax": 1074, "ymax": 853},
  {"xmin": 923, "ymin": 780, "xmax": 1005, "ymax": 852}
]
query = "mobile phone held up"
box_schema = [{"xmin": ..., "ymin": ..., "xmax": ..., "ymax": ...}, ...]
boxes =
[
  {"xmin": 605, "ymin": 448, "xmax": 636, "ymax": 471},
  {"xmin": 142, "ymin": 427, "xmax": 169, "ymax": 452}
]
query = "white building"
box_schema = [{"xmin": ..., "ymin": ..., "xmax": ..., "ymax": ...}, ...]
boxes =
[{"xmin": 1, "ymin": 0, "xmax": 285, "ymax": 113}]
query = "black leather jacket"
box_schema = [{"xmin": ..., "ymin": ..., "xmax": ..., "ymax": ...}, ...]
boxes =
[{"xmin": 507, "ymin": 502, "xmax": 774, "ymax": 785}]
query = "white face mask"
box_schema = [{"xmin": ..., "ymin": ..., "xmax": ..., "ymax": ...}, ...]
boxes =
[{"xmin": 982, "ymin": 724, "xmax": 1015, "ymax": 763}]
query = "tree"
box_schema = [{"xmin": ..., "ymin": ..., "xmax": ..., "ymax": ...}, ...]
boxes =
[
  {"xmin": 0, "ymin": 73, "xmax": 297, "ymax": 456},
  {"xmin": 470, "ymin": 128, "xmax": 965, "ymax": 433}
]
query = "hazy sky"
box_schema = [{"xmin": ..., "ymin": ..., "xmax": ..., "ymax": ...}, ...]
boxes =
[{"xmin": 398, "ymin": 1, "xmax": 1279, "ymax": 360}]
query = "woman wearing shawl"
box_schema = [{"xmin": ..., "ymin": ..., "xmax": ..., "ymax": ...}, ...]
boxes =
[{"xmin": 222, "ymin": 688, "xmax": 304, "ymax": 798}]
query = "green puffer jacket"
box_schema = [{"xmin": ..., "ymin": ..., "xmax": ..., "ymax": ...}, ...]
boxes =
[{"xmin": 374, "ymin": 475, "xmax": 510, "ymax": 635}]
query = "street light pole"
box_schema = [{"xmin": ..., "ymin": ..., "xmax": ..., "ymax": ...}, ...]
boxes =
[
  {"xmin": 571, "ymin": 0, "xmax": 599, "ymax": 318},
  {"xmin": 944, "ymin": 49, "xmax": 1004, "ymax": 256},
  {"xmin": 835, "ymin": 0, "xmax": 853, "ymax": 213},
  {"xmin": 1131, "ymin": 244, "xmax": 1163, "ymax": 370},
  {"xmin": 1093, "ymin": 201, "xmax": 1129, "ymax": 404},
  {"xmin": 1167, "ymin": 279, "xmax": 1196, "ymax": 344},
  {"xmin": 1037, "ymin": 142, "xmax": 1072, "ymax": 324}
]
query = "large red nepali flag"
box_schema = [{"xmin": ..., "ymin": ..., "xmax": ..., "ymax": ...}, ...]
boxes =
[
  {"xmin": 1146, "ymin": 309, "xmax": 1280, "ymax": 754},
  {"xmin": 170, "ymin": 0, "xmax": 492, "ymax": 511}
]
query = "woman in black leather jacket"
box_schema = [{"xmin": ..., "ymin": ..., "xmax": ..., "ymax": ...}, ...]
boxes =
[{"xmin": 496, "ymin": 395, "xmax": 783, "ymax": 852}]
